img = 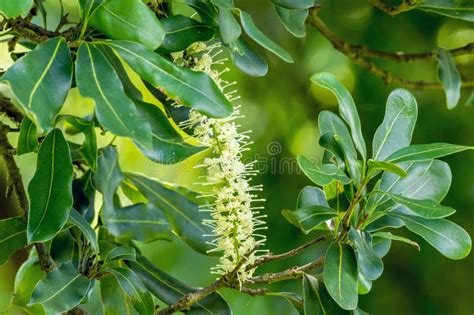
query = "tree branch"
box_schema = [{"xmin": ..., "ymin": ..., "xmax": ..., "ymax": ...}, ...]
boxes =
[
  {"xmin": 307, "ymin": 7, "xmax": 474, "ymax": 90},
  {"xmin": 369, "ymin": 0, "xmax": 418, "ymax": 16}
]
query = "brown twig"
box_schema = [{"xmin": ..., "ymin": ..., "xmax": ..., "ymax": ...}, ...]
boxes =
[
  {"xmin": 246, "ymin": 235, "xmax": 327, "ymax": 270},
  {"xmin": 307, "ymin": 7, "xmax": 474, "ymax": 90},
  {"xmin": 369, "ymin": 0, "xmax": 418, "ymax": 16}
]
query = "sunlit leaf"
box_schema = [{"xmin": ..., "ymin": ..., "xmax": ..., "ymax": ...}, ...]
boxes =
[
  {"xmin": 387, "ymin": 143, "xmax": 472, "ymax": 163},
  {"xmin": 367, "ymin": 160, "xmax": 408, "ymax": 178},
  {"xmin": 298, "ymin": 155, "xmax": 352, "ymax": 186},
  {"xmin": 1, "ymin": 37, "xmax": 72, "ymax": 132},
  {"xmin": 69, "ymin": 208, "xmax": 99, "ymax": 253},
  {"xmin": 282, "ymin": 206, "xmax": 337, "ymax": 234},
  {"xmin": 17, "ymin": 117, "xmax": 38, "ymax": 155},
  {"xmin": 89, "ymin": 0, "xmax": 165, "ymax": 50},
  {"xmin": 384, "ymin": 192, "xmax": 455, "ymax": 219},
  {"xmin": 0, "ymin": 0, "xmax": 33, "ymax": 17},
  {"xmin": 372, "ymin": 89, "xmax": 417, "ymax": 160},
  {"xmin": 372, "ymin": 231, "xmax": 420, "ymax": 251},
  {"xmin": 218, "ymin": 7, "xmax": 242, "ymax": 43}
]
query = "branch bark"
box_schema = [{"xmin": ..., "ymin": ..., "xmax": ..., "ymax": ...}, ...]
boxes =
[{"xmin": 307, "ymin": 7, "xmax": 474, "ymax": 90}]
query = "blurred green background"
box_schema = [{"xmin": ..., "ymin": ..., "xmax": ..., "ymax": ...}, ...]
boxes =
[{"xmin": 1, "ymin": 0, "xmax": 473, "ymax": 314}]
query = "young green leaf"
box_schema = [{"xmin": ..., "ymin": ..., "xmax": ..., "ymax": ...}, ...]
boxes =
[
  {"xmin": 372, "ymin": 231, "xmax": 420, "ymax": 251},
  {"xmin": 127, "ymin": 174, "xmax": 214, "ymax": 254},
  {"xmin": 0, "ymin": 0, "xmax": 33, "ymax": 18},
  {"xmin": 69, "ymin": 208, "xmax": 99, "ymax": 253},
  {"xmin": 367, "ymin": 160, "xmax": 408, "ymax": 178},
  {"xmin": 128, "ymin": 255, "xmax": 232, "ymax": 315},
  {"xmin": 274, "ymin": 6, "xmax": 308, "ymax": 38},
  {"xmin": 372, "ymin": 89, "xmax": 417, "ymax": 160},
  {"xmin": 384, "ymin": 192, "xmax": 455, "ymax": 219},
  {"xmin": 282, "ymin": 206, "xmax": 337, "ymax": 234},
  {"xmin": 239, "ymin": 10, "xmax": 294, "ymax": 63},
  {"xmin": 29, "ymin": 262, "xmax": 94, "ymax": 314},
  {"xmin": 348, "ymin": 229, "xmax": 383, "ymax": 281},
  {"xmin": 159, "ymin": 15, "xmax": 215, "ymax": 53},
  {"xmin": 297, "ymin": 186, "xmax": 329, "ymax": 208},
  {"xmin": 0, "ymin": 216, "xmax": 27, "ymax": 265},
  {"xmin": 89, "ymin": 0, "xmax": 165, "ymax": 50},
  {"xmin": 437, "ymin": 49, "xmax": 461, "ymax": 109},
  {"xmin": 1, "ymin": 37, "xmax": 72, "ymax": 132},
  {"xmin": 78, "ymin": 0, "xmax": 104, "ymax": 18},
  {"xmin": 75, "ymin": 43, "xmax": 152, "ymax": 148},
  {"xmin": 387, "ymin": 143, "xmax": 472, "ymax": 163},
  {"xmin": 108, "ymin": 267, "xmax": 154, "ymax": 315},
  {"xmin": 17, "ymin": 117, "xmax": 38, "ymax": 155},
  {"xmin": 11, "ymin": 254, "xmax": 45, "ymax": 314},
  {"xmin": 100, "ymin": 40, "xmax": 233, "ymax": 118},
  {"xmin": 323, "ymin": 243, "xmax": 358, "ymax": 310},
  {"xmin": 133, "ymin": 100, "xmax": 205, "ymax": 164},
  {"xmin": 392, "ymin": 214, "xmax": 471, "ymax": 260},
  {"xmin": 218, "ymin": 7, "xmax": 242, "ymax": 43},
  {"xmin": 298, "ymin": 155, "xmax": 352, "ymax": 186},
  {"xmin": 228, "ymin": 37, "xmax": 269, "ymax": 77},
  {"xmin": 103, "ymin": 203, "xmax": 171, "ymax": 243},
  {"xmin": 311, "ymin": 72, "xmax": 366, "ymax": 161},
  {"xmin": 27, "ymin": 129, "xmax": 73, "ymax": 243},
  {"xmin": 93, "ymin": 146, "xmax": 124, "ymax": 213},
  {"xmin": 272, "ymin": 0, "xmax": 314, "ymax": 9}
]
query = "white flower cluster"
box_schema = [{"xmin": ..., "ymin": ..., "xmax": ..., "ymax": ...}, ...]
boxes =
[{"xmin": 176, "ymin": 44, "xmax": 267, "ymax": 282}]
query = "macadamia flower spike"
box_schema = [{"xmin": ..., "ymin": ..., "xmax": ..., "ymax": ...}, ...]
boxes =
[{"xmin": 175, "ymin": 43, "xmax": 267, "ymax": 282}]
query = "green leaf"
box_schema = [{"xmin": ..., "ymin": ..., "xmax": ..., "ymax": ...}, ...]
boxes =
[
  {"xmin": 323, "ymin": 243, "xmax": 358, "ymax": 310},
  {"xmin": 108, "ymin": 267, "xmax": 154, "ymax": 315},
  {"xmin": 127, "ymin": 174, "xmax": 213, "ymax": 254},
  {"xmin": 348, "ymin": 229, "xmax": 383, "ymax": 281},
  {"xmin": 311, "ymin": 73, "xmax": 366, "ymax": 161},
  {"xmin": 134, "ymin": 100, "xmax": 205, "ymax": 164},
  {"xmin": 298, "ymin": 155, "xmax": 352, "ymax": 186},
  {"xmin": 73, "ymin": 170, "xmax": 96, "ymax": 222},
  {"xmin": 0, "ymin": 0, "xmax": 33, "ymax": 17},
  {"xmin": 303, "ymin": 274, "xmax": 326, "ymax": 315},
  {"xmin": 1, "ymin": 37, "xmax": 72, "ymax": 132},
  {"xmin": 75, "ymin": 43, "xmax": 152, "ymax": 148},
  {"xmin": 266, "ymin": 292, "xmax": 303, "ymax": 315},
  {"xmin": 17, "ymin": 117, "xmax": 38, "ymax": 155},
  {"xmin": 272, "ymin": 0, "xmax": 314, "ymax": 9},
  {"xmin": 318, "ymin": 111, "xmax": 360, "ymax": 182},
  {"xmin": 78, "ymin": 0, "xmax": 104, "ymax": 18},
  {"xmin": 0, "ymin": 216, "xmax": 27, "ymax": 265},
  {"xmin": 372, "ymin": 89, "xmax": 417, "ymax": 160},
  {"xmin": 89, "ymin": 0, "xmax": 164, "ymax": 50},
  {"xmin": 239, "ymin": 10, "xmax": 294, "ymax": 63},
  {"xmin": 357, "ymin": 273, "xmax": 372, "ymax": 295},
  {"xmin": 101, "ymin": 40, "xmax": 233, "ymax": 118},
  {"xmin": 372, "ymin": 236, "xmax": 391, "ymax": 258},
  {"xmin": 65, "ymin": 116, "xmax": 98, "ymax": 170},
  {"xmin": 372, "ymin": 231, "xmax": 420, "ymax": 251},
  {"xmin": 29, "ymin": 262, "xmax": 94, "ymax": 314},
  {"xmin": 69, "ymin": 208, "xmax": 99, "ymax": 253},
  {"xmin": 392, "ymin": 214, "xmax": 471, "ymax": 260},
  {"xmin": 159, "ymin": 15, "xmax": 215, "ymax": 53},
  {"xmin": 384, "ymin": 192, "xmax": 455, "ymax": 219},
  {"xmin": 274, "ymin": 6, "xmax": 308, "ymax": 38},
  {"xmin": 11, "ymin": 253, "xmax": 45, "ymax": 314},
  {"xmin": 93, "ymin": 146, "xmax": 124, "ymax": 213},
  {"xmin": 27, "ymin": 129, "xmax": 73, "ymax": 243},
  {"xmin": 417, "ymin": 1, "xmax": 474, "ymax": 21},
  {"xmin": 100, "ymin": 274, "xmax": 137, "ymax": 315},
  {"xmin": 367, "ymin": 160, "xmax": 407, "ymax": 177},
  {"xmin": 218, "ymin": 7, "xmax": 242, "ymax": 43},
  {"xmin": 437, "ymin": 49, "xmax": 461, "ymax": 109},
  {"xmin": 387, "ymin": 143, "xmax": 472, "ymax": 163},
  {"xmin": 297, "ymin": 186, "xmax": 329, "ymax": 208},
  {"xmin": 228, "ymin": 38, "xmax": 268, "ymax": 77},
  {"xmin": 103, "ymin": 203, "xmax": 171, "ymax": 243},
  {"xmin": 282, "ymin": 206, "xmax": 337, "ymax": 234},
  {"xmin": 104, "ymin": 246, "xmax": 136, "ymax": 262},
  {"xmin": 128, "ymin": 255, "xmax": 231, "ymax": 315}
]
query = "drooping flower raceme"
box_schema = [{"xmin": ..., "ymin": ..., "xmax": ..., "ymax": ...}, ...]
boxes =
[{"xmin": 175, "ymin": 44, "xmax": 267, "ymax": 282}]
